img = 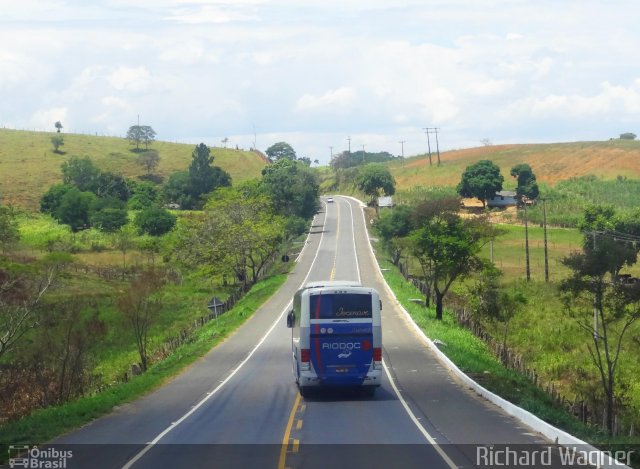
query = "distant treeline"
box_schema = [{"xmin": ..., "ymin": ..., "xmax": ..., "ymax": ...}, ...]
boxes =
[{"xmin": 330, "ymin": 150, "xmax": 398, "ymax": 169}]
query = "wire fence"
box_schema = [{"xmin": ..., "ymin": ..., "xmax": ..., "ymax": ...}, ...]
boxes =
[{"xmin": 397, "ymin": 261, "xmax": 633, "ymax": 437}]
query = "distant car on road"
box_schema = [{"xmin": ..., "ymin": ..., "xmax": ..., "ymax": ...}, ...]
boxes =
[{"xmin": 326, "ymin": 197, "xmax": 334, "ymax": 203}]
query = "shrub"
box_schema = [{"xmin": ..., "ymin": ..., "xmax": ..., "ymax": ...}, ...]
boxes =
[{"xmin": 135, "ymin": 207, "xmax": 176, "ymax": 236}]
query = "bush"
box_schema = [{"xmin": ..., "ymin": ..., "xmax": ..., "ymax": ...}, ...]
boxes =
[
  {"xmin": 91, "ymin": 208, "xmax": 129, "ymax": 233},
  {"xmin": 135, "ymin": 207, "xmax": 176, "ymax": 236}
]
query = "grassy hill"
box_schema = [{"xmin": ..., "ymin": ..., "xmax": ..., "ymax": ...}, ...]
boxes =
[
  {"xmin": 0, "ymin": 129, "xmax": 268, "ymax": 210},
  {"xmin": 389, "ymin": 140, "xmax": 640, "ymax": 190}
]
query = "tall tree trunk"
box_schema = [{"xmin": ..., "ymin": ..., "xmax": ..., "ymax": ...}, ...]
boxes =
[{"xmin": 435, "ymin": 290, "xmax": 444, "ymax": 320}]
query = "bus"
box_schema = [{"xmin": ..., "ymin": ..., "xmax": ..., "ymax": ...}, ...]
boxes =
[{"xmin": 286, "ymin": 281, "xmax": 382, "ymax": 396}]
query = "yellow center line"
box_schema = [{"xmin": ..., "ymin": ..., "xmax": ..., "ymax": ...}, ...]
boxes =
[
  {"xmin": 292, "ymin": 439, "xmax": 300, "ymax": 453},
  {"xmin": 278, "ymin": 392, "xmax": 301, "ymax": 469},
  {"xmin": 296, "ymin": 419, "xmax": 303, "ymax": 430}
]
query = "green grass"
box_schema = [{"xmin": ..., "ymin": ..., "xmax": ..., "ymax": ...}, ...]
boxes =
[
  {"xmin": 0, "ymin": 129, "xmax": 267, "ymax": 210},
  {"xmin": 483, "ymin": 223, "xmax": 584, "ymax": 281},
  {"xmin": 373, "ymin": 244, "xmax": 612, "ymax": 444},
  {"xmin": 0, "ymin": 272, "xmax": 289, "ymax": 449},
  {"xmin": 522, "ymin": 177, "xmax": 640, "ymax": 227}
]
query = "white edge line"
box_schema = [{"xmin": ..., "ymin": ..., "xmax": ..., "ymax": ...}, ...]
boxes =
[
  {"xmin": 122, "ymin": 207, "xmax": 328, "ymax": 469},
  {"xmin": 342, "ymin": 195, "xmax": 630, "ymax": 469},
  {"xmin": 337, "ymin": 195, "xmax": 455, "ymax": 469},
  {"xmin": 346, "ymin": 198, "xmax": 362, "ymax": 284},
  {"xmin": 382, "ymin": 360, "xmax": 458, "ymax": 469}
]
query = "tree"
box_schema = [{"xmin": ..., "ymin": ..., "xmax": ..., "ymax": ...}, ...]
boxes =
[
  {"xmin": 51, "ymin": 135, "xmax": 64, "ymax": 153},
  {"xmin": 260, "ymin": 158, "xmax": 319, "ymax": 220},
  {"xmin": 410, "ymin": 208, "xmax": 492, "ymax": 320},
  {"xmin": 126, "ymin": 125, "xmax": 156, "ymax": 151},
  {"xmin": 187, "ymin": 143, "xmax": 232, "ymax": 208},
  {"xmin": 174, "ymin": 187, "xmax": 285, "ymax": 286},
  {"xmin": 579, "ymin": 205, "xmax": 640, "ymax": 278},
  {"xmin": 619, "ymin": 132, "xmax": 636, "ymax": 140},
  {"xmin": 95, "ymin": 172, "xmax": 131, "ymax": 201},
  {"xmin": 163, "ymin": 171, "xmax": 193, "ymax": 209},
  {"xmin": 0, "ymin": 256, "xmax": 61, "ymax": 360},
  {"xmin": 468, "ymin": 265, "xmax": 527, "ymax": 361},
  {"xmin": 117, "ymin": 268, "xmax": 166, "ymax": 372},
  {"xmin": 374, "ymin": 204, "xmax": 413, "ymax": 266},
  {"xmin": 510, "ymin": 163, "xmax": 539, "ymax": 201},
  {"xmin": 0, "ymin": 205, "xmax": 20, "ymax": 253},
  {"xmin": 136, "ymin": 150, "xmax": 160, "ymax": 174},
  {"xmin": 40, "ymin": 184, "xmax": 75, "ymax": 217},
  {"xmin": 61, "ymin": 156, "xmax": 100, "ymax": 193},
  {"xmin": 37, "ymin": 298, "xmax": 106, "ymax": 404},
  {"xmin": 135, "ymin": 206, "xmax": 176, "ymax": 236},
  {"xmin": 113, "ymin": 226, "xmax": 135, "ymax": 279},
  {"xmin": 128, "ymin": 181, "xmax": 158, "ymax": 210},
  {"xmin": 56, "ymin": 188, "xmax": 96, "ymax": 232},
  {"xmin": 457, "ymin": 160, "xmax": 503, "ymax": 207},
  {"xmin": 91, "ymin": 207, "xmax": 128, "ymax": 233},
  {"xmin": 265, "ymin": 142, "xmax": 297, "ymax": 162},
  {"xmin": 54, "ymin": 121, "xmax": 63, "ymax": 133},
  {"xmin": 355, "ymin": 164, "xmax": 396, "ymax": 205},
  {"xmin": 561, "ymin": 237, "xmax": 640, "ymax": 435}
]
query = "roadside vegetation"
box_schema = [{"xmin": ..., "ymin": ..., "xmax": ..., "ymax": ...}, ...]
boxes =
[
  {"xmin": 366, "ymin": 153, "xmax": 640, "ymax": 444},
  {"xmin": 0, "ymin": 130, "xmax": 319, "ymax": 449}
]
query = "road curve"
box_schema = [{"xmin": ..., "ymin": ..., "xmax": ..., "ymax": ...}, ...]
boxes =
[{"xmin": 50, "ymin": 196, "xmax": 556, "ymax": 469}]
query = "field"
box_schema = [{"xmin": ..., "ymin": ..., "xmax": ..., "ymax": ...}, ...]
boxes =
[
  {"xmin": 0, "ymin": 129, "xmax": 267, "ymax": 209},
  {"xmin": 389, "ymin": 140, "xmax": 640, "ymax": 190}
]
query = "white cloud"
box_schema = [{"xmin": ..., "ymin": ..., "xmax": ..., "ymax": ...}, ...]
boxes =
[
  {"xmin": 466, "ymin": 79, "xmax": 514, "ymax": 97},
  {"xmin": 296, "ymin": 87, "xmax": 357, "ymax": 112},
  {"xmin": 108, "ymin": 67, "xmax": 152, "ymax": 92},
  {"xmin": 165, "ymin": 5, "xmax": 260, "ymax": 24},
  {"xmin": 501, "ymin": 80, "xmax": 640, "ymax": 121},
  {"xmin": 3, "ymin": 0, "xmax": 640, "ymax": 163},
  {"xmin": 101, "ymin": 96, "xmax": 130, "ymax": 110}
]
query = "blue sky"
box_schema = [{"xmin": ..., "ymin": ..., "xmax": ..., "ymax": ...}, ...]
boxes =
[{"xmin": 2, "ymin": 0, "xmax": 640, "ymax": 164}]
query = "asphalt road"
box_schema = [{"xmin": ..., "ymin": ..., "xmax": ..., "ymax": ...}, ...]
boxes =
[{"xmin": 47, "ymin": 196, "xmax": 559, "ymax": 469}]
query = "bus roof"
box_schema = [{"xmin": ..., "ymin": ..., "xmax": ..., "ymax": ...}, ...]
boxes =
[{"xmin": 303, "ymin": 280, "xmax": 362, "ymax": 289}]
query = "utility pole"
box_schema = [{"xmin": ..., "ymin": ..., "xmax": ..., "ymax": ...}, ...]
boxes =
[
  {"xmin": 488, "ymin": 211, "xmax": 494, "ymax": 263},
  {"xmin": 347, "ymin": 136, "xmax": 351, "ymax": 154},
  {"xmin": 542, "ymin": 198, "xmax": 549, "ymax": 282},
  {"xmin": 423, "ymin": 128, "xmax": 441, "ymax": 165},
  {"xmin": 433, "ymin": 127, "xmax": 441, "ymax": 166},
  {"xmin": 423, "ymin": 128, "xmax": 432, "ymax": 166},
  {"xmin": 361, "ymin": 144, "xmax": 366, "ymax": 162},
  {"xmin": 399, "ymin": 140, "xmax": 405, "ymax": 167},
  {"xmin": 329, "ymin": 146, "xmax": 333, "ymax": 162},
  {"xmin": 524, "ymin": 202, "xmax": 531, "ymax": 281}
]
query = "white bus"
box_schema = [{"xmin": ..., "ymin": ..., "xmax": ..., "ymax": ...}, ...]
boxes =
[{"xmin": 286, "ymin": 281, "xmax": 382, "ymax": 396}]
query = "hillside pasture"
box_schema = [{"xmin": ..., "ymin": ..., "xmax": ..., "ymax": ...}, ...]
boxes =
[
  {"xmin": 0, "ymin": 129, "xmax": 267, "ymax": 209},
  {"xmin": 389, "ymin": 140, "xmax": 640, "ymax": 191}
]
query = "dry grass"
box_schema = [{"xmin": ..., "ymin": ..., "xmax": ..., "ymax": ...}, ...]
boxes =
[
  {"xmin": 0, "ymin": 129, "xmax": 267, "ymax": 210},
  {"xmin": 389, "ymin": 140, "xmax": 640, "ymax": 190}
]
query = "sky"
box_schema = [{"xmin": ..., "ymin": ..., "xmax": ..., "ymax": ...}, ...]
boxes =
[{"xmin": 2, "ymin": 0, "xmax": 640, "ymax": 165}]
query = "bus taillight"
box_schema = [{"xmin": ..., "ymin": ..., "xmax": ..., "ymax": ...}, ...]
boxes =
[
  {"xmin": 301, "ymin": 348, "xmax": 310, "ymax": 362},
  {"xmin": 373, "ymin": 347, "xmax": 382, "ymax": 361}
]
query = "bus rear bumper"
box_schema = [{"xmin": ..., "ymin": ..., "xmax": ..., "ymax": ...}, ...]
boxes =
[{"xmin": 298, "ymin": 369, "xmax": 382, "ymax": 387}]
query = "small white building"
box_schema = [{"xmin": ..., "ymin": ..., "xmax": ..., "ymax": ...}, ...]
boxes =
[{"xmin": 487, "ymin": 190, "xmax": 518, "ymax": 207}]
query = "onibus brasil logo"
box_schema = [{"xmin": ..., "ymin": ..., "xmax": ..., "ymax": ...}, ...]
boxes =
[{"xmin": 8, "ymin": 445, "xmax": 73, "ymax": 468}]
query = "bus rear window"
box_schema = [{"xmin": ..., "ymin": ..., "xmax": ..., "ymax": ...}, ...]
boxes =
[{"xmin": 309, "ymin": 293, "xmax": 372, "ymax": 319}]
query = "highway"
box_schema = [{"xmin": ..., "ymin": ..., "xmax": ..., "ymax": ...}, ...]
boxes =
[{"xmin": 53, "ymin": 196, "xmax": 554, "ymax": 469}]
